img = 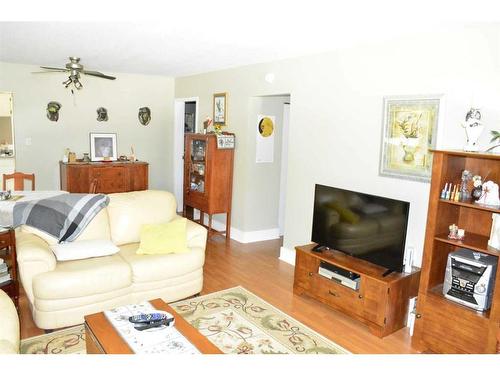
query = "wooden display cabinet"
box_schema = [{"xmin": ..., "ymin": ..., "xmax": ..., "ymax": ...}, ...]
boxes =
[
  {"xmin": 412, "ymin": 150, "xmax": 500, "ymax": 353},
  {"xmin": 183, "ymin": 133, "xmax": 235, "ymax": 241},
  {"xmin": 0, "ymin": 229, "xmax": 18, "ymax": 308},
  {"xmin": 294, "ymin": 244, "xmax": 420, "ymax": 337}
]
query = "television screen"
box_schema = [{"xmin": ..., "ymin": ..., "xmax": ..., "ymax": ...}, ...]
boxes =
[{"xmin": 311, "ymin": 184, "xmax": 410, "ymax": 272}]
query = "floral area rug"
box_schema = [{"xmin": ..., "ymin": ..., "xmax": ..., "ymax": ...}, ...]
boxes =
[
  {"xmin": 19, "ymin": 286, "xmax": 348, "ymax": 354},
  {"xmin": 170, "ymin": 286, "xmax": 348, "ymax": 354},
  {"xmin": 20, "ymin": 325, "xmax": 86, "ymax": 354}
]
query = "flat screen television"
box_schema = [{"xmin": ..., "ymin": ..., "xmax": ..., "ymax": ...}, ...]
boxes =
[{"xmin": 312, "ymin": 184, "xmax": 410, "ymax": 273}]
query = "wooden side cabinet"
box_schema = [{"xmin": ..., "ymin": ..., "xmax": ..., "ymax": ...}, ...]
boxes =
[
  {"xmin": 0, "ymin": 229, "xmax": 18, "ymax": 308},
  {"xmin": 183, "ymin": 133, "xmax": 235, "ymax": 240},
  {"xmin": 60, "ymin": 161, "xmax": 148, "ymax": 194},
  {"xmin": 412, "ymin": 150, "xmax": 500, "ymax": 353},
  {"xmin": 294, "ymin": 244, "xmax": 420, "ymax": 337}
]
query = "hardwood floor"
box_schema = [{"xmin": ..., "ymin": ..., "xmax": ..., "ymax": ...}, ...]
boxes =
[{"xmin": 19, "ymin": 235, "xmax": 418, "ymax": 353}]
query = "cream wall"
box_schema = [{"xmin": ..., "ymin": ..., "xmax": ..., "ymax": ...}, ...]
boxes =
[
  {"xmin": 176, "ymin": 25, "xmax": 500, "ymax": 266},
  {"xmin": 0, "ymin": 62, "xmax": 175, "ymax": 191}
]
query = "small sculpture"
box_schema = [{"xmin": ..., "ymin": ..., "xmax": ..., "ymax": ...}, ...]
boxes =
[
  {"xmin": 461, "ymin": 108, "xmax": 484, "ymax": 152},
  {"xmin": 471, "ymin": 175, "xmax": 483, "ymax": 200},
  {"xmin": 203, "ymin": 117, "xmax": 213, "ymax": 134},
  {"xmin": 476, "ymin": 181, "xmax": 500, "ymax": 207},
  {"xmin": 46, "ymin": 101, "xmax": 62, "ymax": 122},
  {"xmin": 138, "ymin": 107, "xmax": 151, "ymax": 126},
  {"xmin": 459, "ymin": 170, "xmax": 472, "ymax": 202},
  {"xmin": 448, "ymin": 224, "xmax": 465, "ymax": 240},
  {"xmin": 97, "ymin": 107, "xmax": 108, "ymax": 122}
]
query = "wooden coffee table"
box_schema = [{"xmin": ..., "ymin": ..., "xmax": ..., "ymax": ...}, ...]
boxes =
[{"xmin": 84, "ymin": 298, "xmax": 222, "ymax": 354}]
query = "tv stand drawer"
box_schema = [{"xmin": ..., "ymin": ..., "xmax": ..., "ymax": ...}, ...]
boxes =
[{"xmin": 311, "ymin": 274, "xmax": 363, "ymax": 315}]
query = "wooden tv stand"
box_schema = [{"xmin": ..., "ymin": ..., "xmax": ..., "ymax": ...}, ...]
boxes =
[{"xmin": 293, "ymin": 244, "xmax": 420, "ymax": 337}]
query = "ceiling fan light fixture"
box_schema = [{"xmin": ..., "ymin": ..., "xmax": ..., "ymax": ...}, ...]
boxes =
[
  {"xmin": 62, "ymin": 77, "xmax": 72, "ymax": 88},
  {"xmin": 74, "ymin": 78, "xmax": 83, "ymax": 90}
]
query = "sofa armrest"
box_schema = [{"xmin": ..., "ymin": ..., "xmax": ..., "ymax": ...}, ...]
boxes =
[
  {"xmin": 17, "ymin": 232, "xmax": 57, "ymax": 269},
  {"xmin": 16, "ymin": 232, "xmax": 57, "ymax": 303},
  {"xmin": 184, "ymin": 218, "xmax": 208, "ymax": 250},
  {"xmin": 0, "ymin": 290, "xmax": 19, "ymax": 354}
]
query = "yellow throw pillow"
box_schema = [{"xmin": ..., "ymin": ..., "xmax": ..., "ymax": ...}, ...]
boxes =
[{"xmin": 137, "ymin": 218, "xmax": 189, "ymax": 255}]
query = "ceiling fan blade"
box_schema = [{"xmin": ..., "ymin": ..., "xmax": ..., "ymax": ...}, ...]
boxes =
[
  {"xmin": 82, "ymin": 70, "xmax": 116, "ymax": 80},
  {"xmin": 32, "ymin": 71, "xmax": 65, "ymax": 74},
  {"xmin": 40, "ymin": 66, "xmax": 68, "ymax": 72}
]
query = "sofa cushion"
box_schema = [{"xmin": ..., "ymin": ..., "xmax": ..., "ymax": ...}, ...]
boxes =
[
  {"xmin": 50, "ymin": 239, "xmax": 120, "ymax": 261},
  {"xmin": 20, "ymin": 208, "xmax": 111, "ymax": 245},
  {"xmin": 118, "ymin": 242, "xmax": 205, "ymax": 283},
  {"xmin": 137, "ymin": 218, "xmax": 188, "ymax": 255},
  {"xmin": 32, "ymin": 253, "xmax": 132, "ymax": 300},
  {"xmin": 107, "ymin": 190, "xmax": 177, "ymax": 246}
]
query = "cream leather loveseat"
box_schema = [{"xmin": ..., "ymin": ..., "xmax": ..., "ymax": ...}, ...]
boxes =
[
  {"xmin": 16, "ymin": 190, "xmax": 207, "ymax": 330},
  {"xmin": 0, "ymin": 289, "xmax": 19, "ymax": 353}
]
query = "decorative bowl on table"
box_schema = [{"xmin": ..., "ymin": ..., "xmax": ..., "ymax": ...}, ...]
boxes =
[{"xmin": 0, "ymin": 190, "xmax": 12, "ymax": 201}]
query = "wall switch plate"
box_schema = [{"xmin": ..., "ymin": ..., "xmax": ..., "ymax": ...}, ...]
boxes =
[{"xmin": 25, "ymin": 137, "xmax": 32, "ymax": 146}]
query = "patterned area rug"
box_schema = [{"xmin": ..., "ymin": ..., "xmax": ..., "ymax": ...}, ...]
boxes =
[
  {"xmin": 20, "ymin": 325, "xmax": 86, "ymax": 354},
  {"xmin": 20, "ymin": 286, "xmax": 347, "ymax": 354},
  {"xmin": 170, "ymin": 286, "xmax": 348, "ymax": 354}
]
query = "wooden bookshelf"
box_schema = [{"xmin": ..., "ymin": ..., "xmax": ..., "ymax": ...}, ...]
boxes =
[{"xmin": 412, "ymin": 150, "xmax": 500, "ymax": 353}]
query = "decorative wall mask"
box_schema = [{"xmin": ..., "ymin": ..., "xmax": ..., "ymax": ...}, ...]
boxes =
[
  {"xmin": 97, "ymin": 107, "xmax": 108, "ymax": 122},
  {"xmin": 46, "ymin": 101, "xmax": 62, "ymax": 122},
  {"xmin": 138, "ymin": 107, "xmax": 151, "ymax": 126}
]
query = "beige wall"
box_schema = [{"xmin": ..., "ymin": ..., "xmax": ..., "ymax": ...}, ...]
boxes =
[
  {"xmin": 0, "ymin": 62, "xmax": 175, "ymax": 191},
  {"xmin": 176, "ymin": 25, "xmax": 500, "ymax": 266}
]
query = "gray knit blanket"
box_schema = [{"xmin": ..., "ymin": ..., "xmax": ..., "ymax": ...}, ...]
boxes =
[{"xmin": 13, "ymin": 193, "xmax": 109, "ymax": 243}]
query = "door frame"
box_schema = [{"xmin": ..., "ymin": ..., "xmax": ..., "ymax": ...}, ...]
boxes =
[{"xmin": 174, "ymin": 97, "xmax": 199, "ymax": 212}]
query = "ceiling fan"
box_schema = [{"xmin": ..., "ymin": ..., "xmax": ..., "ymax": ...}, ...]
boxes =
[{"xmin": 33, "ymin": 57, "xmax": 116, "ymax": 90}]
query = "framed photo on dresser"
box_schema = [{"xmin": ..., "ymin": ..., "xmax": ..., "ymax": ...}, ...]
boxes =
[{"xmin": 90, "ymin": 132, "xmax": 117, "ymax": 161}]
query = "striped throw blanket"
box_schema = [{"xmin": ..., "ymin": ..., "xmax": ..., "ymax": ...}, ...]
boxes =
[{"xmin": 13, "ymin": 193, "xmax": 109, "ymax": 243}]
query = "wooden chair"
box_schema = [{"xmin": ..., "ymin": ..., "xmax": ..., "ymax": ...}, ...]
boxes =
[
  {"xmin": 89, "ymin": 178, "xmax": 99, "ymax": 194},
  {"xmin": 3, "ymin": 172, "xmax": 35, "ymax": 191}
]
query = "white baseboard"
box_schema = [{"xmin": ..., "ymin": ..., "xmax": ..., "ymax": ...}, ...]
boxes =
[
  {"xmin": 196, "ymin": 212, "xmax": 280, "ymax": 244},
  {"xmin": 279, "ymin": 246, "xmax": 295, "ymax": 266}
]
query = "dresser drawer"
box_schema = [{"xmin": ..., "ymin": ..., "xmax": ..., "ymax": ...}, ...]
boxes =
[{"xmin": 91, "ymin": 167, "xmax": 127, "ymax": 193}]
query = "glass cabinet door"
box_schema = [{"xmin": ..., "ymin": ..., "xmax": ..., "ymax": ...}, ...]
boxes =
[{"xmin": 190, "ymin": 139, "xmax": 206, "ymax": 193}]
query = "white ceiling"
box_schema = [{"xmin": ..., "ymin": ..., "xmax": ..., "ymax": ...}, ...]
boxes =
[{"xmin": 1, "ymin": 1, "xmax": 500, "ymax": 77}]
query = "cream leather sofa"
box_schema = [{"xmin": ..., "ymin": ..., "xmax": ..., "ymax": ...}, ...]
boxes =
[
  {"xmin": 16, "ymin": 190, "xmax": 207, "ymax": 330},
  {"xmin": 0, "ymin": 289, "xmax": 20, "ymax": 354}
]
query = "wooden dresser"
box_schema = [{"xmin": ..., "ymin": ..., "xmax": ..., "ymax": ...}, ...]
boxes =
[{"xmin": 60, "ymin": 161, "xmax": 148, "ymax": 194}]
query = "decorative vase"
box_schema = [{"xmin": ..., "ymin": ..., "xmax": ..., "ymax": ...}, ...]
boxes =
[{"xmin": 464, "ymin": 124, "xmax": 484, "ymax": 152}]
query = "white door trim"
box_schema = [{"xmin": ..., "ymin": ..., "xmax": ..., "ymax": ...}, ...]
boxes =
[{"xmin": 173, "ymin": 97, "xmax": 199, "ymax": 212}]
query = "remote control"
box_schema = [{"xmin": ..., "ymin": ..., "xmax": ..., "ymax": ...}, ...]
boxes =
[
  {"xmin": 312, "ymin": 245, "xmax": 328, "ymax": 253},
  {"xmin": 133, "ymin": 318, "xmax": 174, "ymax": 331},
  {"xmin": 128, "ymin": 313, "xmax": 168, "ymax": 324}
]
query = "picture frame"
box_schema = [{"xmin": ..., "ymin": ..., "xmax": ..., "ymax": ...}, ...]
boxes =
[
  {"xmin": 213, "ymin": 92, "xmax": 227, "ymax": 126},
  {"xmin": 379, "ymin": 95, "xmax": 442, "ymax": 182},
  {"xmin": 90, "ymin": 132, "xmax": 117, "ymax": 161}
]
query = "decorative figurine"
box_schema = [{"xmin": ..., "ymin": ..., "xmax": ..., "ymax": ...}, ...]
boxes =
[
  {"xmin": 138, "ymin": 107, "xmax": 151, "ymax": 126},
  {"xmin": 461, "ymin": 108, "xmax": 484, "ymax": 152},
  {"xmin": 203, "ymin": 117, "xmax": 212, "ymax": 134},
  {"xmin": 476, "ymin": 181, "xmax": 500, "ymax": 207},
  {"xmin": 459, "ymin": 170, "xmax": 472, "ymax": 202},
  {"xmin": 471, "ymin": 175, "xmax": 483, "ymax": 200},
  {"xmin": 97, "ymin": 107, "xmax": 108, "ymax": 122},
  {"xmin": 46, "ymin": 101, "xmax": 62, "ymax": 122},
  {"xmin": 448, "ymin": 224, "xmax": 465, "ymax": 240}
]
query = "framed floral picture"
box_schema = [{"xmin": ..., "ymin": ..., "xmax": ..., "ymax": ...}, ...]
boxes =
[
  {"xmin": 90, "ymin": 132, "xmax": 117, "ymax": 161},
  {"xmin": 379, "ymin": 95, "xmax": 442, "ymax": 182},
  {"xmin": 213, "ymin": 92, "xmax": 227, "ymax": 126}
]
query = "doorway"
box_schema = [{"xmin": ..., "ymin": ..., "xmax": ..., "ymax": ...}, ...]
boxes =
[{"xmin": 174, "ymin": 97, "xmax": 199, "ymax": 212}]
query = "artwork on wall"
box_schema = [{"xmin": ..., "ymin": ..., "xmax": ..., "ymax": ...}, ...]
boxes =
[
  {"xmin": 256, "ymin": 115, "xmax": 275, "ymax": 163},
  {"xmin": 379, "ymin": 95, "xmax": 441, "ymax": 182},
  {"xmin": 213, "ymin": 92, "xmax": 227, "ymax": 126},
  {"xmin": 97, "ymin": 107, "xmax": 108, "ymax": 122},
  {"xmin": 90, "ymin": 132, "xmax": 117, "ymax": 161},
  {"xmin": 46, "ymin": 101, "xmax": 62, "ymax": 122},
  {"xmin": 138, "ymin": 107, "xmax": 151, "ymax": 126}
]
